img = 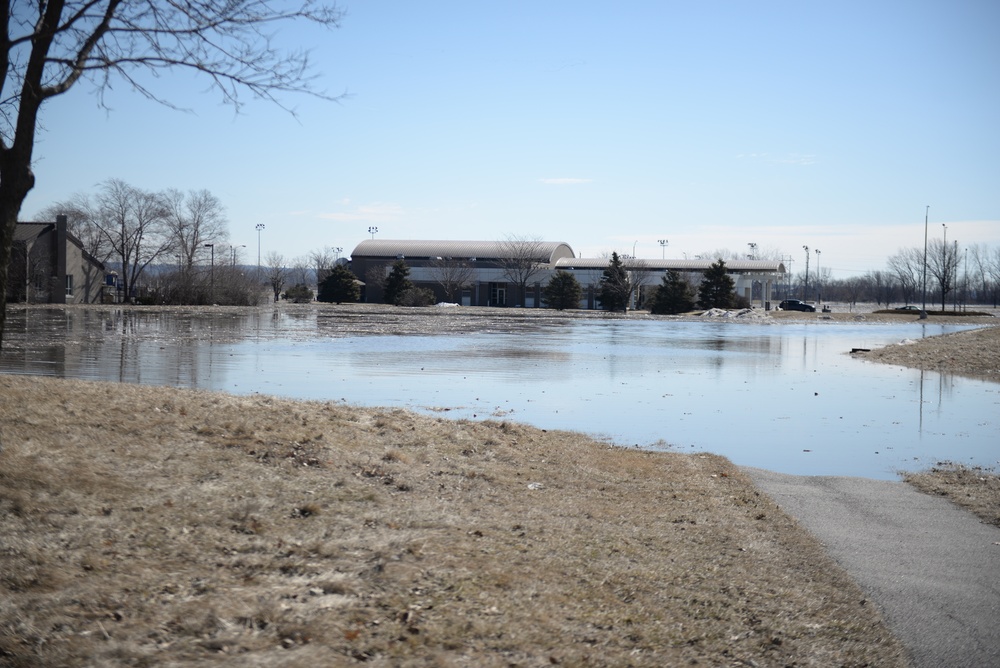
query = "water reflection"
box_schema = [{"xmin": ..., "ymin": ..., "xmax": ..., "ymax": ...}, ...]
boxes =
[{"xmin": 2, "ymin": 307, "xmax": 996, "ymax": 480}]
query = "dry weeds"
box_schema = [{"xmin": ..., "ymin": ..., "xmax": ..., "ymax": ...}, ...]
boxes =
[
  {"xmin": 903, "ymin": 464, "xmax": 1000, "ymax": 528},
  {"xmin": 0, "ymin": 374, "xmax": 906, "ymax": 667},
  {"xmin": 853, "ymin": 322, "xmax": 1000, "ymax": 383}
]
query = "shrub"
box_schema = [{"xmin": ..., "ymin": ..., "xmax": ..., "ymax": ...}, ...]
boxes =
[
  {"xmin": 284, "ymin": 284, "xmax": 314, "ymax": 303},
  {"xmin": 399, "ymin": 287, "xmax": 435, "ymax": 307}
]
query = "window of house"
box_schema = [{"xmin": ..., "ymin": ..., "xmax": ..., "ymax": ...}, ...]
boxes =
[{"xmin": 65, "ymin": 275, "xmax": 74, "ymax": 296}]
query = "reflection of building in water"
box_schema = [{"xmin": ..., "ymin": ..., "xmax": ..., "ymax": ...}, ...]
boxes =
[{"xmin": 8, "ymin": 215, "xmax": 109, "ymax": 305}]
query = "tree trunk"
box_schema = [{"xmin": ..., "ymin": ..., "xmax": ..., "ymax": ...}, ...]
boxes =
[{"xmin": 0, "ymin": 160, "xmax": 37, "ymax": 350}]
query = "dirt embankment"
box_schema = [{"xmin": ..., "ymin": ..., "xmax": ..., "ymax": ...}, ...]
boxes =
[
  {"xmin": 855, "ymin": 323, "xmax": 1000, "ymax": 383},
  {"xmin": 0, "ymin": 374, "xmax": 907, "ymax": 667}
]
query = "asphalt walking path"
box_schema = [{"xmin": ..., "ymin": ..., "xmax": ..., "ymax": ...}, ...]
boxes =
[{"xmin": 744, "ymin": 468, "xmax": 1000, "ymax": 668}]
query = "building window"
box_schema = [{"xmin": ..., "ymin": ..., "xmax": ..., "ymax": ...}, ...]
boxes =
[{"xmin": 65, "ymin": 274, "xmax": 74, "ymax": 296}]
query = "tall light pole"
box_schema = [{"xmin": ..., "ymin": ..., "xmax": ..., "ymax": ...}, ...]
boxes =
[
  {"xmin": 334, "ymin": 246, "xmax": 343, "ymax": 261},
  {"xmin": 256, "ymin": 223, "xmax": 265, "ymax": 280},
  {"xmin": 747, "ymin": 242, "xmax": 757, "ymax": 260},
  {"xmin": 204, "ymin": 243, "xmax": 215, "ymax": 302},
  {"xmin": 942, "ymin": 224, "xmax": 948, "ymax": 310},
  {"xmin": 921, "ymin": 206, "xmax": 929, "ymax": 316},
  {"xmin": 368, "ymin": 226, "xmax": 378, "ymax": 239},
  {"xmin": 802, "ymin": 245, "xmax": 809, "ymax": 301},
  {"xmin": 231, "ymin": 244, "xmax": 245, "ymax": 266},
  {"xmin": 963, "ymin": 246, "xmax": 968, "ymax": 311},
  {"xmin": 814, "ymin": 248, "xmax": 821, "ymax": 303},
  {"xmin": 658, "ymin": 239, "xmax": 668, "ymax": 259},
  {"xmin": 953, "ymin": 239, "xmax": 959, "ymax": 312}
]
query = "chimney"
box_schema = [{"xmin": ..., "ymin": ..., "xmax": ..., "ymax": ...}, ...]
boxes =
[{"xmin": 55, "ymin": 214, "xmax": 68, "ymax": 304}]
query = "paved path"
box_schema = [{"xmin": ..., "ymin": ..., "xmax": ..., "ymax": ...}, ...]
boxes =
[{"xmin": 744, "ymin": 468, "xmax": 1000, "ymax": 668}]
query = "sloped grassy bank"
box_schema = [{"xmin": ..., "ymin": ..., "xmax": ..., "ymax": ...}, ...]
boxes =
[{"xmin": 0, "ymin": 375, "xmax": 906, "ymax": 667}]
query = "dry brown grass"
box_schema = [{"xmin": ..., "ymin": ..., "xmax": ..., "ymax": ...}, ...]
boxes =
[
  {"xmin": 0, "ymin": 375, "xmax": 908, "ymax": 666},
  {"xmin": 855, "ymin": 322, "xmax": 1000, "ymax": 383},
  {"xmin": 903, "ymin": 463, "xmax": 1000, "ymax": 527}
]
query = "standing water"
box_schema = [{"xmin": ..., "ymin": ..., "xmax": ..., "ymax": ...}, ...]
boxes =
[{"xmin": 2, "ymin": 306, "xmax": 997, "ymax": 480}]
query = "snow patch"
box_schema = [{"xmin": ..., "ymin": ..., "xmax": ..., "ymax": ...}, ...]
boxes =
[{"xmin": 700, "ymin": 308, "xmax": 774, "ymax": 322}]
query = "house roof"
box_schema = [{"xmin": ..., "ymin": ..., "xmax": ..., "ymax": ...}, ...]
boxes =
[
  {"xmin": 13, "ymin": 222, "xmax": 53, "ymax": 242},
  {"xmin": 351, "ymin": 239, "xmax": 576, "ymax": 263},
  {"xmin": 15, "ymin": 221, "xmax": 106, "ymax": 271},
  {"xmin": 554, "ymin": 258, "xmax": 786, "ymax": 273}
]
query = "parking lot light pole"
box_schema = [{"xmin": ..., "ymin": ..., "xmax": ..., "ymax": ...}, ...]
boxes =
[
  {"xmin": 802, "ymin": 245, "xmax": 809, "ymax": 301},
  {"xmin": 921, "ymin": 206, "xmax": 929, "ymax": 316},
  {"xmin": 256, "ymin": 223, "xmax": 265, "ymax": 280},
  {"xmin": 814, "ymin": 248, "xmax": 821, "ymax": 304}
]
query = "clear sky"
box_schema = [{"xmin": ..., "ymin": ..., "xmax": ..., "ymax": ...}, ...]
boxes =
[{"xmin": 22, "ymin": 0, "xmax": 1000, "ymax": 279}]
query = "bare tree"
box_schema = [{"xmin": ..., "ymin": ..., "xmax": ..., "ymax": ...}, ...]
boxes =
[
  {"xmin": 886, "ymin": 247, "xmax": 922, "ymax": 306},
  {"xmin": 430, "ymin": 258, "xmax": 474, "ymax": 302},
  {"xmin": 497, "ymin": 235, "xmax": 548, "ymax": 307},
  {"xmin": 989, "ymin": 247, "xmax": 1000, "ymax": 307},
  {"xmin": 92, "ymin": 179, "xmax": 173, "ymax": 301},
  {"xmin": 925, "ymin": 238, "xmax": 960, "ymax": 311},
  {"xmin": 165, "ymin": 189, "xmax": 229, "ymax": 270},
  {"xmin": 0, "ymin": 1, "xmax": 343, "ymax": 347},
  {"xmin": 622, "ymin": 257, "xmax": 655, "ymax": 309},
  {"xmin": 863, "ymin": 270, "xmax": 896, "ymax": 307},
  {"xmin": 289, "ymin": 256, "xmax": 313, "ymax": 287},
  {"xmin": 36, "ymin": 196, "xmax": 108, "ymax": 262},
  {"xmin": 843, "ymin": 276, "xmax": 866, "ymax": 310},
  {"xmin": 364, "ymin": 264, "xmax": 388, "ymax": 300},
  {"xmin": 310, "ymin": 247, "xmax": 338, "ymax": 286},
  {"xmin": 968, "ymin": 243, "xmax": 991, "ymax": 305},
  {"xmin": 264, "ymin": 251, "xmax": 286, "ymax": 302}
]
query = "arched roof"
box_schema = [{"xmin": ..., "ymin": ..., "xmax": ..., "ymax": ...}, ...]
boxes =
[
  {"xmin": 351, "ymin": 239, "xmax": 575, "ymax": 263},
  {"xmin": 554, "ymin": 258, "xmax": 785, "ymax": 273}
]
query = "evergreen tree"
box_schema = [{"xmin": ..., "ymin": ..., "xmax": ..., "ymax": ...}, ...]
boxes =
[
  {"xmin": 599, "ymin": 252, "xmax": 631, "ymax": 312},
  {"xmin": 542, "ymin": 270, "xmax": 583, "ymax": 310},
  {"xmin": 650, "ymin": 270, "xmax": 695, "ymax": 314},
  {"xmin": 383, "ymin": 260, "xmax": 412, "ymax": 306},
  {"xmin": 317, "ymin": 264, "xmax": 360, "ymax": 304},
  {"xmin": 698, "ymin": 259, "xmax": 735, "ymax": 309},
  {"xmin": 284, "ymin": 284, "xmax": 314, "ymax": 303}
]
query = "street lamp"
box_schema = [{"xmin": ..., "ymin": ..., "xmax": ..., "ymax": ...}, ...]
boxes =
[
  {"xmin": 334, "ymin": 246, "xmax": 343, "ymax": 261},
  {"xmin": 368, "ymin": 226, "xmax": 378, "ymax": 239},
  {"xmin": 747, "ymin": 242, "xmax": 757, "ymax": 260},
  {"xmin": 658, "ymin": 239, "xmax": 668, "ymax": 259},
  {"xmin": 802, "ymin": 245, "xmax": 809, "ymax": 301},
  {"xmin": 204, "ymin": 243, "xmax": 215, "ymax": 301},
  {"xmin": 814, "ymin": 249, "xmax": 821, "ymax": 304},
  {"xmin": 231, "ymin": 244, "xmax": 246, "ymax": 266},
  {"xmin": 921, "ymin": 206, "xmax": 929, "ymax": 316},
  {"xmin": 256, "ymin": 223, "xmax": 265, "ymax": 279},
  {"xmin": 942, "ymin": 224, "xmax": 948, "ymax": 310}
]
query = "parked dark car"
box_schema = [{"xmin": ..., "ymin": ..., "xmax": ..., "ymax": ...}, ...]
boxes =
[
  {"xmin": 778, "ymin": 299, "xmax": 816, "ymax": 312},
  {"xmin": 894, "ymin": 305, "xmax": 921, "ymax": 311}
]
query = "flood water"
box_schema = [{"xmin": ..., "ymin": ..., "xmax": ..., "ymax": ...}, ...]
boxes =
[{"xmin": 2, "ymin": 307, "xmax": 997, "ymax": 480}]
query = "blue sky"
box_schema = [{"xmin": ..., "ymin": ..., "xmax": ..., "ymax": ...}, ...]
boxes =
[{"xmin": 23, "ymin": 0, "xmax": 1000, "ymax": 278}]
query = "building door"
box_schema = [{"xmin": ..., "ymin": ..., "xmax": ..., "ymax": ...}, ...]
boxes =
[{"xmin": 489, "ymin": 282, "xmax": 506, "ymax": 307}]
